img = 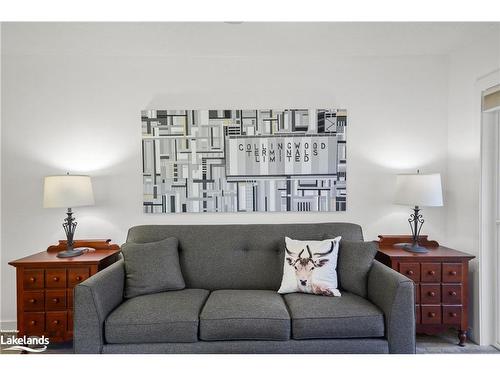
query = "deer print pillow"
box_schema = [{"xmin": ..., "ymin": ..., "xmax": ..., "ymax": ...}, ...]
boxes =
[{"xmin": 278, "ymin": 236, "xmax": 341, "ymax": 297}]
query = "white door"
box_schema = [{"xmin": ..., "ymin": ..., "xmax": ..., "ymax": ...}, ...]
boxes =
[
  {"xmin": 479, "ymin": 77, "xmax": 500, "ymax": 347},
  {"xmin": 485, "ymin": 104, "xmax": 500, "ymax": 349},
  {"xmin": 496, "ymin": 111, "xmax": 500, "ymax": 349}
]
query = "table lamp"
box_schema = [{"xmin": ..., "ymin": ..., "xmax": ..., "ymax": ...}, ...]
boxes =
[
  {"xmin": 43, "ymin": 174, "xmax": 95, "ymax": 258},
  {"xmin": 394, "ymin": 171, "xmax": 443, "ymax": 253}
]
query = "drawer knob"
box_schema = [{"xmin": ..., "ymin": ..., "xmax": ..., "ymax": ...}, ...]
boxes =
[
  {"xmin": 450, "ymin": 312, "xmax": 457, "ymax": 317},
  {"xmin": 52, "ymin": 298, "xmax": 59, "ymax": 303},
  {"xmin": 450, "ymin": 271, "xmax": 457, "ymax": 276},
  {"xmin": 428, "ymin": 312, "xmax": 436, "ymax": 318},
  {"xmin": 76, "ymin": 276, "xmax": 82, "ymax": 281},
  {"xmin": 53, "ymin": 320, "xmax": 59, "ymax": 325},
  {"xmin": 30, "ymin": 320, "xmax": 36, "ymax": 325},
  {"xmin": 428, "ymin": 291, "xmax": 436, "ymax": 297},
  {"xmin": 428, "ymin": 270, "xmax": 436, "ymax": 275},
  {"xmin": 450, "ymin": 291, "xmax": 457, "ymax": 296},
  {"xmin": 28, "ymin": 298, "xmax": 36, "ymax": 303},
  {"xmin": 29, "ymin": 277, "xmax": 36, "ymax": 282},
  {"xmin": 53, "ymin": 276, "xmax": 59, "ymax": 281},
  {"xmin": 406, "ymin": 270, "xmax": 414, "ymax": 276}
]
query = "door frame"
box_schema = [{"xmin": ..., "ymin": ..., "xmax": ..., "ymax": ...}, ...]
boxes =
[{"xmin": 478, "ymin": 68, "xmax": 500, "ymax": 347}]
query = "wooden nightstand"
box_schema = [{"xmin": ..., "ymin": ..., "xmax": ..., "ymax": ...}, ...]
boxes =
[
  {"xmin": 376, "ymin": 235, "xmax": 475, "ymax": 346},
  {"xmin": 9, "ymin": 240, "xmax": 121, "ymax": 342}
]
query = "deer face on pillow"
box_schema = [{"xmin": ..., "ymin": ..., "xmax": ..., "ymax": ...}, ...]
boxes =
[
  {"xmin": 278, "ymin": 237, "xmax": 341, "ymax": 296},
  {"xmin": 286, "ymin": 241, "xmax": 335, "ymax": 288}
]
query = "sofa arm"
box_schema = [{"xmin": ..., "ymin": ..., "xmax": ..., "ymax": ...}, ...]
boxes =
[
  {"xmin": 367, "ymin": 260, "xmax": 415, "ymax": 354},
  {"xmin": 74, "ymin": 259, "xmax": 125, "ymax": 353}
]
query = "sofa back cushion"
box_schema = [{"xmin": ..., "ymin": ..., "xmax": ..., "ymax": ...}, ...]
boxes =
[
  {"xmin": 337, "ymin": 240, "xmax": 378, "ymax": 297},
  {"xmin": 126, "ymin": 223, "xmax": 363, "ymax": 291}
]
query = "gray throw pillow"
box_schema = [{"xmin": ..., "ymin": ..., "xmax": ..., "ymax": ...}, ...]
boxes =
[
  {"xmin": 121, "ymin": 237, "xmax": 185, "ymax": 298},
  {"xmin": 337, "ymin": 240, "xmax": 378, "ymax": 298}
]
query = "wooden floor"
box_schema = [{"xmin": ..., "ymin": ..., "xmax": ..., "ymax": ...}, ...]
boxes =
[{"xmin": 1, "ymin": 330, "xmax": 498, "ymax": 354}]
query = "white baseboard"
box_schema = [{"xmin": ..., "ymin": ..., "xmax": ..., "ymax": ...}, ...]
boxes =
[{"xmin": 0, "ymin": 320, "xmax": 17, "ymax": 331}]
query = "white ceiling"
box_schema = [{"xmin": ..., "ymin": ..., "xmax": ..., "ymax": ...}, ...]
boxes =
[{"xmin": 2, "ymin": 22, "xmax": 499, "ymax": 57}]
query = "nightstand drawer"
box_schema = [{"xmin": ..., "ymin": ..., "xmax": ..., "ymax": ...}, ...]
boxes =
[
  {"xmin": 421, "ymin": 263, "xmax": 441, "ymax": 282},
  {"xmin": 23, "ymin": 291, "xmax": 44, "ymax": 312},
  {"xmin": 23, "ymin": 269, "xmax": 44, "ymax": 289},
  {"xmin": 420, "ymin": 284, "xmax": 441, "ymax": 304},
  {"xmin": 68, "ymin": 268, "xmax": 90, "ymax": 287},
  {"xmin": 415, "ymin": 305, "xmax": 421, "ymax": 324},
  {"xmin": 443, "ymin": 305, "xmax": 462, "ymax": 324},
  {"xmin": 421, "ymin": 305, "xmax": 442, "ymax": 324},
  {"xmin": 46, "ymin": 311, "xmax": 67, "ymax": 337},
  {"xmin": 442, "ymin": 284, "xmax": 462, "ymax": 304},
  {"xmin": 443, "ymin": 263, "xmax": 462, "ymax": 282},
  {"xmin": 399, "ymin": 263, "xmax": 420, "ymax": 282},
  {"xmin": 45, "ymin": 290, "xmax": 67, "ymax": 310},
  {"xmin": 24, "ymin": 312, "xmax": 45, "ymax": 336},
  {"xmin": 46, "ymin": 269, "xmax": 67, "ymax": 288}
]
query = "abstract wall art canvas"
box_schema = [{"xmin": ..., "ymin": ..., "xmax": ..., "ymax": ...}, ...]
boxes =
[{"xmin": 141, "ymin": 109, "xmax": 347, "ymax": 213}]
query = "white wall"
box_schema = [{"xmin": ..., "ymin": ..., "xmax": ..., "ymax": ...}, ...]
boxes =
[
  {"xmin": 0, "ymin": 23, "xmax": 450, "ymax": 325},
  {"xmin": 446, "ymin": 29, "xmax": 500, "ymax": 343}
]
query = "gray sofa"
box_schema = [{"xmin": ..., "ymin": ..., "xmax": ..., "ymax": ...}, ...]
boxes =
[{"xmin": 74, "ymin": 223, "xmax": 415, "ymax": 354}]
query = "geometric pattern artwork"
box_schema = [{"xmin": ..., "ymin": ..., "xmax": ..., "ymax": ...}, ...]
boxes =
[{"xmin": 142, "ymin": 109, "xmax": 347, "ymax": 213}]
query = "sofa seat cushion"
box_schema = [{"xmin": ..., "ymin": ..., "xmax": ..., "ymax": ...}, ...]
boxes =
[
  {"xmin": 199, "ymin": 290, "xmax": 290, "ymax": 341},
  {"xmin": 283, "ymin": 292, "xmax": 384, "ymax": 339},
  {"xmin": 105, "ymin": 289, "xmax": 209, "ymax": 344}
]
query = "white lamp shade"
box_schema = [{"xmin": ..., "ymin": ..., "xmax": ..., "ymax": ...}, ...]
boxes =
[
  {"xmin": 43, "ymin": 175, "xmax": 95, "ymax": 208},
  {"xmin": 394, "ymin": 173, "xmax": 443, "ymax": 207}
]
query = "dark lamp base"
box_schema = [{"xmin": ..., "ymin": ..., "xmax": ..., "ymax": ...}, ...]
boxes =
[
  {"xmin": 56, "ymin": 248, "xmax": 85, "ymax": 258},
  {"xmin": 395, "ymin": 242, "xmax": 429, "ymax": 254}
]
